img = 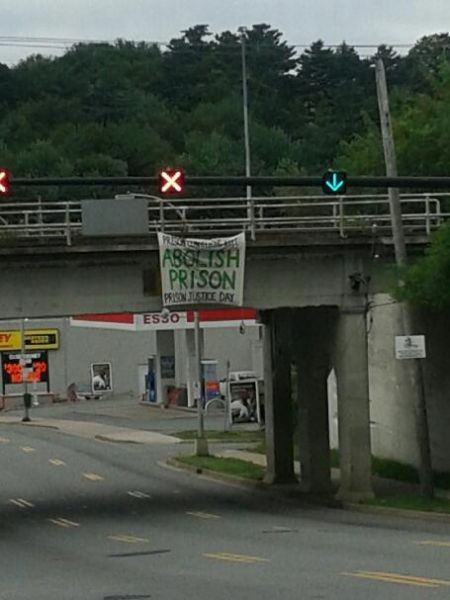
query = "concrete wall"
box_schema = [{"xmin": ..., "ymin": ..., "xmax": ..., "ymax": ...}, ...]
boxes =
[
  {"xmin": 0, "ymin": 246, "xmax": 377, "ymax": 318},
  {"xmin": 329, "ymin": 293, "xmax": 450, "ymax": 472},
  {"xmin": 203, "ymin": 325, "xmax": 263, "ymax": 379}
]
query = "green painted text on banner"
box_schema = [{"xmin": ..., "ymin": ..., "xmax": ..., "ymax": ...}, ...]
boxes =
[{"xmin": 157, "ymin": 232, "xmax": 246, "ymax": 306}]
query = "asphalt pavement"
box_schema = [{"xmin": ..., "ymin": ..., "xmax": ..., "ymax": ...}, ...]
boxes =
[{"xmin": 2, "ymin": 398, "xmax": 450, "ymax": 600}]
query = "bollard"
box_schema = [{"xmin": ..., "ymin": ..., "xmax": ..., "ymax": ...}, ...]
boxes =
[{"xmin": 22, "ymin": 392, "xmax": 32, "ymax": 422}]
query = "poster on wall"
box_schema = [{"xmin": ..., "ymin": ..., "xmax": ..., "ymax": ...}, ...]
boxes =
[
  {"xmin": 90, "ymin": 362, "xmax": 112, "ymax": 393},
  {"xmin": 157, "ymin": 232, "xmax": 246, "ymax": 307},
  {"xmin": 229, "ymin": 379, "xmax": 261, "ymax": 425}
]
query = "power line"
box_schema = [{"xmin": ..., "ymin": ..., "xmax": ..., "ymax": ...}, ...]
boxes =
[{"xmin": 0, "ymin": 34, "xmax": 416, "ymax": 50}]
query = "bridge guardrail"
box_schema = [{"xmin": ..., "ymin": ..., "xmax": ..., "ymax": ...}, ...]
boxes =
[{"xmin": 0, "ymin": 193, "xmax": 447, "ymax": 245}]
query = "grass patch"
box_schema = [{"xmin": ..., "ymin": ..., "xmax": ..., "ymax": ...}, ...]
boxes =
[
  {"xmin": 372, "ymin": 456, "xmax": 419, "ymax": 483},
  {"xmin": 253, "ymin": 443, "xmax": 450, "ymax": 488},
  {"xmin": 176, "ymin": 454, "xmax": 265, "ymax": 481},
  {"xmin": 365, "ymin": 494, "xmax": 450, "ymax": 514},
  {"xmin": 174, "ymin": 430, "xmax": 263, "ymax": 442}
]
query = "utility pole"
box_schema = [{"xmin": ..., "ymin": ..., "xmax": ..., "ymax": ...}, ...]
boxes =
[
  {"xmin": 194, "ymin": 309, "xmax": 208, "ymax": 456},
  {"xmin": 20, "ymin": 317, "xmax": 31, "ymax": 422},
  {"xmin": 375, "ymin": 58, "xmax": 434, "ymax": 497},
  {"xmin": 239, "ymin": 27, "xmax": 255, "ymax": 239}
]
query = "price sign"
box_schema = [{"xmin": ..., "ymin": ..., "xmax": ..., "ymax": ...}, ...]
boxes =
[{"xmin": 1, "ymin": 351, "xmax": 49, "ymax": 390}]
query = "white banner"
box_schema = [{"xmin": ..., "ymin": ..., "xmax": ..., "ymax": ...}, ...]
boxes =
[{"xmin": 157, "ymin": 232, "xmax": 246, "ymax": 307}]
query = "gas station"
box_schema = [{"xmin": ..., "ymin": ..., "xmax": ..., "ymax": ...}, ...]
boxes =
[{"xmin": 0, "ymin": 308, "xmax": 263, "ymax": 413}]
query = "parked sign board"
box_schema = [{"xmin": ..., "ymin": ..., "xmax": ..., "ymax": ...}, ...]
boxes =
[
  {"xmin": 229, "ymin": 379, "xmax": 261, "ymax": 425},
  {"xmin": 157, "ymin": 232, "xmax": 246, "ymax": 307}
]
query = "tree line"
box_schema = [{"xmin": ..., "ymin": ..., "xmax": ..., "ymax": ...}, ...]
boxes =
[
  {"xmin": 1, "ymin": 25, "xmax": 450, "ymax": 188},
  {"xmin": 2, "ymin": 25, "xmax": 450, "ymax": 306}
]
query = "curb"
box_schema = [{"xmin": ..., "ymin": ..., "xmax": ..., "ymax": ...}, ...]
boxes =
[
  {"xmin": 166, "ymin": 457, "xmax": 258, "ymax": 489},
  {"xmin": 165, "ymin": 457, "xmax": 342, "ymax": 508},
  {"xmin": 173, "ymin": 438, "xmax": 263, "ymax": 445},
  {"xmin": 344, "ymin": 501, "xmax": 450, "ymax": 523},
  {"xmin": 167, "ymin": 457, "xmax": 450, "ymax": 521},
  {"xmin": 0, "ymin": 419, "xmax": 59, "ymax": 430},
  {"xmin": 95, "ymin": 434, "xmax": 141, "ymax": 444},
  {"xmin": 139, "ymin": 402, "xmax": 196, "ymax": 414}
]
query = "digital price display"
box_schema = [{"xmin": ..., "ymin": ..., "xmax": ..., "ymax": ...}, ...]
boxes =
[{"xmin": 1, "ymin": 351, "xmax": 49, "ymax": 389}]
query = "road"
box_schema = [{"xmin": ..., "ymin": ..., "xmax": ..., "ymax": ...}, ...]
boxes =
[{"xmin": 2, "ymin": 402, "xmax": 450, "ymax": 600}]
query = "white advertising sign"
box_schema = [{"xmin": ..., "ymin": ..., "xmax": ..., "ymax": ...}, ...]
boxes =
[
  {"xmin": 395, "ymin": 335, "xmax": 426, "ymax": 360},
  {"xmin": 136, "ymin": 312, "xmax": 189, "ymax": 330},
  {"xmin": 157, "ymin": 232, "xmax": 246, "ymax": 307}
]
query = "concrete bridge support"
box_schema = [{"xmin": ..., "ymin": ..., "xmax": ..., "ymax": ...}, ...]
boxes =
[
  {"xmin": 333, "ymin": 308, "xmax": 374, "ymax": 501},
  {"xmin": 262, "ymin": 305, "xmax": 373, "ymax": 500},
  {"xmin": 262, "ymin": 309, "xmax": 296, "ymax": 484},
  {"xmin": 294, "ymin": 308, "xmax": 336, "ymax": 494}
]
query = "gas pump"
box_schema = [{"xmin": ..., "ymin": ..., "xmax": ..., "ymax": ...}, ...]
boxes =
[
  {"xmin": 201, "ymin": 360, "xmax": 221, "ymax": 409},
  {"xmin": 146, "ymin": 356, "xmax": 157, "ymax": 403}
]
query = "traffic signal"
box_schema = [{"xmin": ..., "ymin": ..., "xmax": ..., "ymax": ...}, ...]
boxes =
[
  {"xmin": 322, "ymin": 170, "xmax": 347, "ymax": 195},
  {"xmin": 0, "ymin": 168, "xmax": 11, "ymax": 196},
  {"xmin": 158, "ymin": 168, "xmax": 185, "ymax": 195}
]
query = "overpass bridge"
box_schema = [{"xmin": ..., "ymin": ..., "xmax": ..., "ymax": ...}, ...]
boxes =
[{"xmin": 0, "ymin": 192, "xmax": 447, "ymax": 501}]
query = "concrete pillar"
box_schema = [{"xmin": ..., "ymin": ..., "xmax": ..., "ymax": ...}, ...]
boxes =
[
  {"xmin": 334, "ymin": 308, "xmax": 374, "ymax": 501},
  {"xmin": 262, "ymin": 309, "xmax": 296, "ymax": 485},
  {"xmin": 294, "ymin": 307, "xmax": 335, "ymax": 494},
  {"xmin": 156, "ymin": 330, "xmax": 175, "ymax": 406},
  {"xmin": 297, "ymin": 359, "xmax": 332, "ymax": 493}
]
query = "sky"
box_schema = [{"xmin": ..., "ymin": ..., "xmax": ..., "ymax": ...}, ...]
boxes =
[{"xmin": 1, "ymin": 0, "xmax": 449, "ymax": 65}]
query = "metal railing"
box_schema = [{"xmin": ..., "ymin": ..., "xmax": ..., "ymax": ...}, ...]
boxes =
[{"xmin": 0, "ymin": 193, "xmax": 447, "ymax": 245}]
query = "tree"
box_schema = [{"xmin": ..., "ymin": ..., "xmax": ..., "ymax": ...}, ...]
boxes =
[
  {"xmin": 399, "ymin": 222, "xmax": 450, "ymax": 308},
  {"xmin": 336, "ymin": 64, "xmax": 450, "ymax": 178}
]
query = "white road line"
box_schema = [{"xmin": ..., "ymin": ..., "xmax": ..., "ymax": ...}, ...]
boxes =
[
  {"xmin": 127, "ymin": 490, "xmax": 152, "ymax": 499},
  {"xmin": 108, "ymin": 534, "xmax": 149, "ymax": 544},
  {"xmin": 82, "ymin": 472, "xmax": 104, "ymax": 481},
  {"xmin": 186, "ymin": 511, "xmax": 221, "ymax": 520},
  {"xmin": 49, "ymin": 458, "xmax": 66, "ymax": 466}
]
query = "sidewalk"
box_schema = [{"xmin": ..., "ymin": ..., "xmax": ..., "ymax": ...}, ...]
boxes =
[
  {"xmin": 215, "ymin": 448, "xmax": 450, "ymax": 499},
  {"xmin": 0, "ymin": 415, "xmax": 181, "ymax": 445}
]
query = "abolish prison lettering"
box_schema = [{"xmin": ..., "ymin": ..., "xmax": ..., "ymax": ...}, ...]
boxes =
[{"xmin": 162, "ymin": 248, "xmax": 240, "ymax": 290}]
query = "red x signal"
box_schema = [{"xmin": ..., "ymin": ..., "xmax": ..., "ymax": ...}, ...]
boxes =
[
  {"xmin": 158, "ymin": 168, "xmax": 185, "ymax": 194},
  {"xmin": 0, "ymin": 169, "xmax": 10, "ymax": 196}
]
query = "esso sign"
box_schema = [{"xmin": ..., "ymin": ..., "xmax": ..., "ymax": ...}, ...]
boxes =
[{"xmin": 140, "ymin": 312, "xmax": 187, "ymax": 330}]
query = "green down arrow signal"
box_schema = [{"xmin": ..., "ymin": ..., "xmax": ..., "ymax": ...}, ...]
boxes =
[{"xmin": 322, "ymin": 171, "xmax": 347, "ymax": 194}]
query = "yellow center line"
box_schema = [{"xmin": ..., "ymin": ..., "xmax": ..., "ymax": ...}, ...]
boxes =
[
  {"xmin": 186, "ymin": 511, "xmax": 221, "ymax": 520},
  {"xmin": 49, "ymin": 458, "xmax": 66, "ymax": 466},
  {"xmin": 359, "ymin": 570, "xmax": 450, "ymax": 586},
  {"xmin": 108, "ymin": 535, "xmax": 149, "ymax": 544},
  {"xmin": 49, "ymin": 519, "xmax": 70, "ymax": 528},
  {"xmin": 9, "ymin": 498, "xmax": 34, "ymax": 508},
  {"xmin": 21, "ymin": 446, "xmax": 36, "ymax": 453},
  {"xmin": 49, "ymin": 518, "xmax": 80, "ymax": 528},
  {"xmin": 417, "ymin": 540, "xmax": 450, "ymax": 547},
  {"xmin": 58, "ymin": 518, "xmax": 80, "ymax": 527},
  {"xmin": 342, "ymin": 571, "xmax": 438, "ymax": 588},
  {"xmin": 203, "ymin": 552, "xmax": 269, "ymax": 564},
  {"xmin": 82, "ymin": 472, "xmax": 104, "ymax": 481}
]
